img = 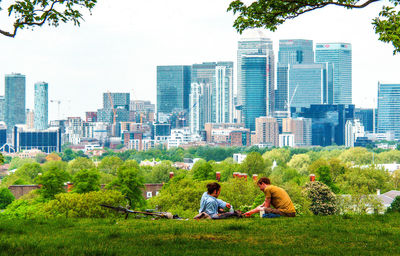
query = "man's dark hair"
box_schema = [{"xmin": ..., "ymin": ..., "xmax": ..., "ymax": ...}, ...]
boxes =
[
  {"xmin": 257, "ymin": 177, "xmax": 271, "ymax": 185},
  {"xmin": 207, "ymin": 182, "xmax": 221, "ymax": 194}
]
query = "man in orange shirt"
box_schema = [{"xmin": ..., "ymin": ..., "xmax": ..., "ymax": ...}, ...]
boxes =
[{"xmin": 244, "ymin": 177, "xmax": 296, "ymax": 218}]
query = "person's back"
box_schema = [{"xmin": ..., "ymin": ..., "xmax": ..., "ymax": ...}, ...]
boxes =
[{"xmin": 263, "ymin": 185, "xmax": 295, "ymax": 214}]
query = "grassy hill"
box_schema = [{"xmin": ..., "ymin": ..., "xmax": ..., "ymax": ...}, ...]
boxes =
[{"xmin": 1, "ymin": 214, "xmax": 400, "ymax": 255}]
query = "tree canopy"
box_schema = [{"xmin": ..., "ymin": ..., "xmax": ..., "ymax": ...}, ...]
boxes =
[
  {"xmin": 0, "ymin": 0, "xmax": 97, "ymax": 38},
  {"xmin": 228, "ymin": 0, "xmax": 400, "ymax": 54}
]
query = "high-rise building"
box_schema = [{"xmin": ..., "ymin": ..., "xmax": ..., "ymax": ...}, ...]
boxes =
[
  {"xmin": 276, "ymin": 39, "xmax": 314, "ymax": 111},
  {"xmin": 34, "ymin": 82, "xmax": 49, "ymax": 130},
  {"xmin": 241, "ymin": 55, "xmax": 268, "ymax": 131},
  {"xmin": 98, "ymin": 92, "xmax": 130, "ymax": 123},
  {"xmin": 189, "ymin": 83, "xmax": 204, "ymax": 134},
  {"xmin": 288, "ymin": 63, "xmax": 329, "ymax": 108},
  {"xmin": 282, "ymin": 118, "xmax": 312, "ymax": 147},
  {"xmin": 157, "ymin": 65, "xmax": 191, "ymax": 115},
  {"xmin": 0, "ymin": 96, "xmax": 5, "ymax": 121},
  {"xmin": 255, "ymin": 116, "xmax": 279, "ymax": 147},
  {"xmin": 5, "ymin": 73, "xmax": 26, "ymax": 139},
  {"xmin": 315, "ymin": 43, "xmax": 352, "ymax": 105},
  {"xmin": 355, "ymin": 108, "xmax": 375, "ymax": 133},
  {"xmin": 26, "ymin": 109, "xmax": 35, "ymax": 129},
  {"xmin": 377, "ymin": 82, "xmax": 400, "ymax": 139},
  {"xmin": 191, "ymin": 62, "xmax": 234, "ymax": 124},
  {"xmin": 237, "ymin": 36, "xmax": 275, "ymax": 117}
]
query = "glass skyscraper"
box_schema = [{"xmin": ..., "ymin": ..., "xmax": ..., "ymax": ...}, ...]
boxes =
[
  {"xmin": 315, "ymin": 43, "xmax": 352, "ymax": 105},
  {"xmin": 157, "ymin": 65, "xmax": 191, "ymax": 115},
  {"xmin": 288, "ymin": 63, "xmax": 328, "ymax": 108},
  {"xmin": 237, "ymin": 36, "xmax": 274, "ymax": 116},
  {"xmin": 276, "ymin": 39, "xmax": 314, "ymax": 111},
  {"xmin": 5, "ymin": 73, "xmax": 26, "ymax": 139},
  {"xmin": 241, "ymin": 55, "xmax": 267, "ymax": 131},
  {"xmin": 34, "ymin": 82, "xmax": 49, "ymax": 130},
  {"xmin": 377, "ymin": 82, "xmax": 400, "ymax": 139}
]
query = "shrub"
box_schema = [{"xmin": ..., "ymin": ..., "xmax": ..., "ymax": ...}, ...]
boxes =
[
  {"xmin": 0, "ymin": 188, "xmax": 15, "ymax": 209},
  {"xmin": 303, "ymin": 181, "xmax": 337, "ymax": 215},
  {"xmin": 40, "ymin": 190, "xmax": 125, "ymax": 218},
  {"xmin": 72, "ymin": 168, "xmax": 101, "ymax": 193},
  {"xmin": 35, "ymin": 165, "xmax": 70, "ymax": 199}
]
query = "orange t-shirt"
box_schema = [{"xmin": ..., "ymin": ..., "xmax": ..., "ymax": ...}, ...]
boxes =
[{"xmin": 264, "ymin": 185, "xmax": 296, "ymax": 213}]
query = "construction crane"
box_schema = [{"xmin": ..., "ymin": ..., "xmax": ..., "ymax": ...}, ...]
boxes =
[{"xmin": 50, "ymin": 100, "xmax": 62, "ymax": 120}]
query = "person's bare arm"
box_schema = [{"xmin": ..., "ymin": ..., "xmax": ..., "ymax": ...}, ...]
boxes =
[{"xmin": 263, "ymin": 198, "xmax": 271, "ymax": 208}]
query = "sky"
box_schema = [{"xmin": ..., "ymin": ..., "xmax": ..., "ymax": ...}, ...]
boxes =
[{"xmin": 0, "ymin": 0, "xmax": 399, "ymax": 121}]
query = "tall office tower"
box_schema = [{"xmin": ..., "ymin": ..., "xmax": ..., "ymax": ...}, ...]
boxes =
[
  {"xmin": 0, "ymin": 96, "xmax": 5, "ymax": 121},
  {"xmin": 255, "ymin": 116, "xmax": 279, "ymax": 147},
  {"xmin": 288, "ymin": 63, "xmax": 329, "ymax": 108},
  {"xmin": 241, "ymin": 55, "xmax": 267, "ymax": 131},
  {"xmin": 189, "ymin": 83, "xmax": 204, "ymax": 134},
  {"xmin": 377, "ymin": 82, "xmax": 400, "ymax": 139},
  {"xmin": 275, "ymin": 39, "xmax": 314, "ymax": 111},
  {"xmin": 5, "ymin": 73, "xmax": 26, "ymax": 139},
  {"xmin": 237, "ymin": 35, "xmax": 275, "ymax": 116},
  {"xmin": 157, "ymin": 65, "xmax": 191, "ymax": 115},
  {"xmin": 191, "ymin": 62, "xmax": 234, "ymax": 124},
  {"xmin": 315, "ymin": 43, "xmax": 352, "ymax": 105},
  {"xmin": 34, "ymin": 82, "xmax": 49, "ymax": 130}
]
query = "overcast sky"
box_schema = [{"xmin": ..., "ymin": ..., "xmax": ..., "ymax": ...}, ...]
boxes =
[{"xmin": 0, "ymin": 0, "xmax": 399, "ymax": 120}]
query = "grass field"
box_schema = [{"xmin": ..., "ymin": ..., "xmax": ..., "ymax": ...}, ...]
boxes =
[{"xmin": 1, "ymin": 214, "xmax": 400, "ymax": 255}]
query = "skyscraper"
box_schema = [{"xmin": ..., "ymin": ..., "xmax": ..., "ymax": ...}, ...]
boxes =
[
  {"xmin": 288, "ymin": 63, "xmax": 329, "ymax": 108},
  {"xmin": 315, "ymin": 43, "xmax": 352, "ymax": 105},
  {"xmin": 241, "ymin": 55, "xmax": 267, "ymax": 131},
  {"xmin": 275, "ymin": 39, "xmax": 314, "ymax": 111},
  {"xmin": 377, "ymin": 82, "xmax": 400, "ymax": 139},
  {"xmin": 191, "ymin": 62, "xmax": 234, "ymax": 124},
  {"xmin": 157, "ymin": 65, "xmax": 191, "ymax": 115},
  {"xmin": 5, "ymin": 73, "xmax": 26, "ymax": 139},
  {"xmin": 237, "ymin": 35, "xmax": 275, "ymax": 116},
  {"xmin": 34, "ymin": 82, "xmax": 49, "ymax": 130},
  {"xmin": 0, "ymin": 96, "xmax": 5, "ymax": 122}
]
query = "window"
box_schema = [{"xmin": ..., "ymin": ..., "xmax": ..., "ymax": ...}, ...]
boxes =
[{"xmin": 146, "ymin": 191, "xmax": 153, "ymax": 198}]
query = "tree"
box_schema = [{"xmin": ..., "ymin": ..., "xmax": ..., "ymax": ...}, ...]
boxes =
[
  {"xmin": 316, "ymin": 166, "xmax": 339, "ymax": 193},
  {"xmin": 15, "ymin": 162, "xmax": 43, "ymax": 182},
  {"xmin": 9, "ymin": 157, "xmax": 35, "ymax": 170},
  {"xmin": 35, "ymin": 164, "xmax": 70, "ymax": 199},
  {"xmin": 149, "ymin": 161, "xmax": 176, "ymax": 183},
  {"xmin": 191, "ymin": 160, "xmax": 215, "ymax": 181},
  {"xmin": 339, "ymin": 147, "xmax": 373, "ymax": 165},
  {"xmin": 0, "ymin": 0, "xmax": 97, "ymax": 38},
  {"xmin": 45, "ymin": 152, "xmax": 61, "ymax": 162},
  {"xmin": 227, "ymin": 0, "xmax": 400, "ymax": 54},
  {"xmin": 213, "ymin": 158, "xmax": 240, "ymax": 182},
  {"xmin": 108, "ymin": 161, "xmax": 145, "ymax": 209},
  {"xmin": 62, "ymin": 148, "xmax": 75, "ymax": 162},
  {"xmin": 0, "ymin": 152, "xmax": 5, "ymax": 165},
  {"xmin": 0, "ymin": 187, "xmax": 15, "ymax": 209},
  {"xmin": 97, "ymin": 156, "xmax": 123, "ymax": 175},
  {"xmin": 72, "ymin": 168, "xmax": 101, "ymax": 193},
  {"xmin": 35, "ymin": 153, "xmax": 47, "ymax": 163},
  {"xmin": 263, "ymin": 148, "xmax": 290, "ymax": 165},
  {"xmin": 241, "ymin": 152, "xmax": 268, "ymax": 176},
  {"xmin": 376, "ymin": 150, "xmax": 400, "ymax": 164},
  {"xmin": 287, "ymin": 154, "xmax": 311, "ymax": 175},
  {"xmin": 386, "ymin": 196, "xmax": 400, "ymax": 213},
  {"xmin": 67, "ymin": 157, "xmax": 95, "ymax": 175}
]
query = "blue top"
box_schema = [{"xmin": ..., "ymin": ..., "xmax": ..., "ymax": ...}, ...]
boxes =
[{"xmin": 199, "ymin": 192, "xmax": 227, "ymax": 218}]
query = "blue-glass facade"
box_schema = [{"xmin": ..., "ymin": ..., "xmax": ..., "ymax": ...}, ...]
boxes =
[
  {"xmin": 315, "ymin": 43, "xmax": 352, "ymax": 105},
  {"xmin": 355, "ymin": 108, "xmax": 375, "ymax": 132},
  {"xmin": 237, "ymin": 37, "xmax": 274, "ymax": 115},
  {"xmin": 157, "ymin": 65, "xmax": 191, "ymax": 115},
  {"xmin": 242, "ymin": 55, "xmax": 267, "ymax": 131},
  {"xmin": 5, "ymin": 73, "xmax": 26, "ymax": 138},
  {"xmin": 377, "ymin": 83, "xmax": 400, "ymax": 139},
  {"xmin": 34, "ymin": 82, "xmax": 49, "ymax": 130},
  {"xmin": 292, "ymin": 104, "xmax": 355, "ymax": 146},
  {"xmin": 14, "ymin": 126, "xmax": 61, "ymax": 153},
  {"xmin": 276, "ymin": 39, "xmax": 314, "ymax": 111},
  {"xmin": 288, "ymin": 63, "xmax": 327, "ymax": 108}
]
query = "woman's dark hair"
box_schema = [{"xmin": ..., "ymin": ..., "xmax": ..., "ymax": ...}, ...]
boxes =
[
  {"xmin": 207, "ymin": 182, "xmax": 221, "ymax": 194},
  {"xmin": 257, "ymin": 177, "xmax": 271, "ymax": 185}
]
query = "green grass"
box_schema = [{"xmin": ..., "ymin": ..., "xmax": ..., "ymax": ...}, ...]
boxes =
[{"xmin": 1, "ymin": 214, "xmax": 400, "ymax": 255}]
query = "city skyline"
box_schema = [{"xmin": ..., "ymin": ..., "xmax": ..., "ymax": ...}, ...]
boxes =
[{"xmin": 0, "ymin": 0, "xmax": 399, "ymax": 121}]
